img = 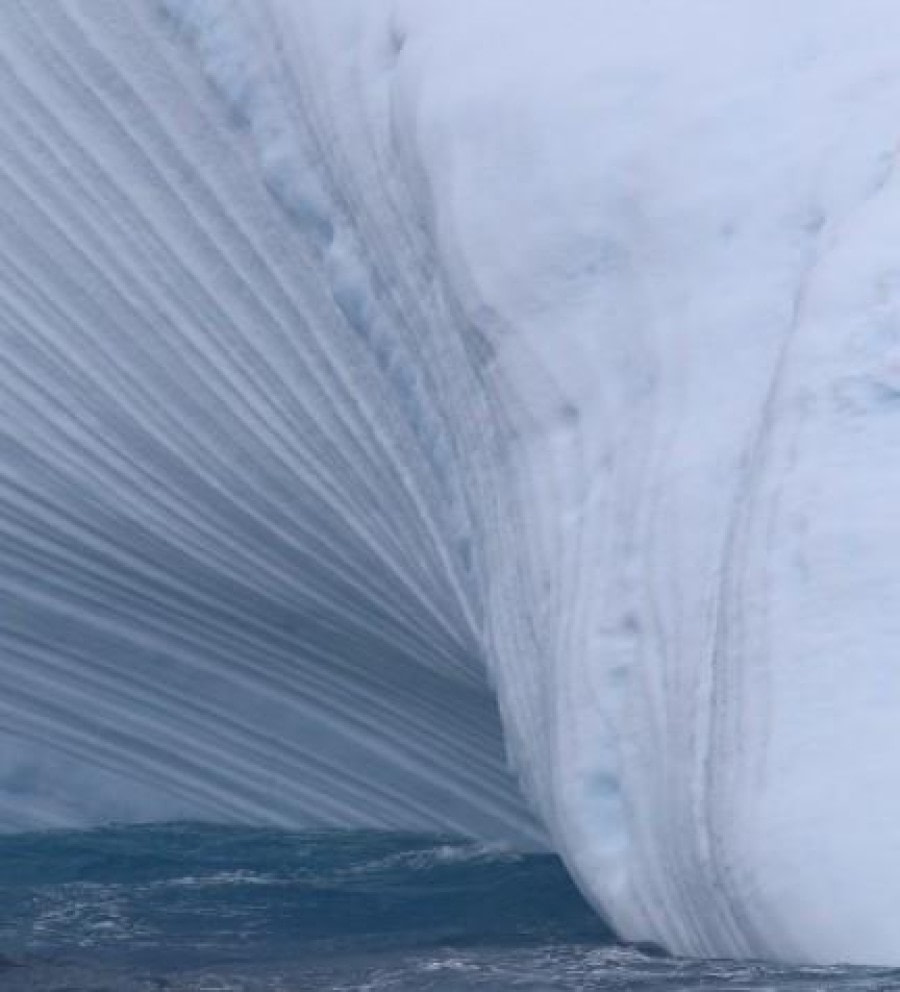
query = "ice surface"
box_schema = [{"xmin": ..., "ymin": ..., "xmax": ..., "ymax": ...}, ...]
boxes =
[{"xmin": 2, "ymin": 0, "xmax": 900, "ymax": 966}]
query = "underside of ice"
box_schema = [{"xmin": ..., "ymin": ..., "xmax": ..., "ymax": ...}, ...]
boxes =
[{"xmin": 2, "ymin": 0, "xmax": 900, "ymax": 967}]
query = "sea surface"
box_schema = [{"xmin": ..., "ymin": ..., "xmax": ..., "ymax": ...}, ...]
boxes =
[{"xmin": 0, "ymin": 824, "xmax": 897, "ymax": 991}]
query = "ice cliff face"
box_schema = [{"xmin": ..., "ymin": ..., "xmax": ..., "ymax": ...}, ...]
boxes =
[
  {"xmin": 3, "ymin": 0, "xmax": 900, "ymax": 966},
  {"xmin": 0, "ymin": 0, "xmax": 542, "ymax": 844}
]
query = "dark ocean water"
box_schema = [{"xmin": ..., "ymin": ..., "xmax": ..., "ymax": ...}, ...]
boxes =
[{"xmin": 0, "ymin": 825, "xmax": 897, "ymax": 991}]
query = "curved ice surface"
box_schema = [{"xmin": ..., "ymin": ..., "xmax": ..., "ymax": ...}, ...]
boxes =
[{"xmin": 3, "ymin": 0, "xmax": 900, "ymax": 967}]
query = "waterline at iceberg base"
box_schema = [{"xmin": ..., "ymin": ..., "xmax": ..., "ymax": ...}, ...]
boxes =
[
  {"xmin": 2, "ymin": 0, "xmax": 900, "ymax": 967},
  {"xmin": 4, "ymin": 824, "xmax": 900, "ymax": 992}
]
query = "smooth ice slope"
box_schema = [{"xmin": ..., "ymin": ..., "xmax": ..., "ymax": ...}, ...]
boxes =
[
  {"xmin": 377, "ymin": 2, "xmax": 900, "ymax": 964},
  {"xmin": 2, "ymin": 0, "xmax": 900, "ymax": 967}
]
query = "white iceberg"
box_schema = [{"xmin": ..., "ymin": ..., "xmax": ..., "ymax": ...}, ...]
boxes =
[{"xmin": 2, "ymin": 0, "xmax": 900, "ymax": 965}]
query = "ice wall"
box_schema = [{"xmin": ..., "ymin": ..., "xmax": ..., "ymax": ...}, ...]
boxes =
[
  {"xmin": 3, "ymin": 0, "xmax": 900, "ymax": 967},
  {"xmin": 373, "ymin": 2, "xmax": 900, "ymax": 964},
  {"xmin": 0, "ymin": 0, "xmax": 539, "ymax": 844}
]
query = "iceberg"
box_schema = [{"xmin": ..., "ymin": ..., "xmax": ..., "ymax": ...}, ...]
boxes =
[{"xmin": 2, "ymin": 0, "xmax": 900, "ymax": 966}]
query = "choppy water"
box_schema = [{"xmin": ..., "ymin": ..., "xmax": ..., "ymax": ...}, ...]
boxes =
[{"xmin": 0, "ymin": 825, "xmax": 897, "ymax": 991}]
